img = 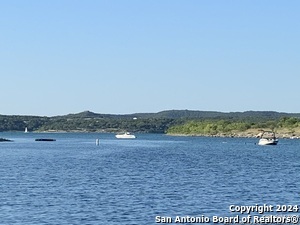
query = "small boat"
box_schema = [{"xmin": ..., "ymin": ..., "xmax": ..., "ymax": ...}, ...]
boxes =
[
  {"xmin": 258, "ymin": 131, "xmax": 278, "ymax": 145},
  {"xmin": 115, "ymin": 132, "xmax": 136, "ymax": 139},
  {"xmin": 24, "ymin": 127, "xmax": 28, "ymax": 133},
  {"xmin": 35, "ymin": 138, "xmax": 56, "ymax": 142}
]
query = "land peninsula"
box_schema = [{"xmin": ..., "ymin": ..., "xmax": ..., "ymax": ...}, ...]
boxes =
[{"xmin": 1, "ymin": 110, "xmax": 300, "ymax": 138}]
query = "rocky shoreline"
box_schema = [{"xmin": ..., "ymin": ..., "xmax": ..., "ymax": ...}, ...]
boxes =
[{"xmin": 167, "ymin": 128, "xmax": 300, "ymax": 139}]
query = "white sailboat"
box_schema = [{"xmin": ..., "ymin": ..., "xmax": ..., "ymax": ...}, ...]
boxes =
[{"xmin": 24, "ymin": 127, "xmax": 28, "ymax": 133}]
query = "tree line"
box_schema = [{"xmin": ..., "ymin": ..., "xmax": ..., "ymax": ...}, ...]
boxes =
[
  {"xmin": 1, "ymin": 113, "xmax": 300, "ymax": 134},
  {"xmin": 167, "ymin": 117, "xmax": 300, "ymax": 135},
  {"xmin": 0, "ymin": 115, "xmax": 175, "ymax": 133}
]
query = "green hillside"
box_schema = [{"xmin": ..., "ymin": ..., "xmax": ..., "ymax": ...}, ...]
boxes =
[{"xmin": 1, "ymin": 110, "xmax": 300, "ymax": 134}]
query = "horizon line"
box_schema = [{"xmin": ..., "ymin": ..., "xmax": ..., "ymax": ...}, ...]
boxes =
[{"xmin": 1, "ymin": 109, "xmax": 299, "ymax": 118}]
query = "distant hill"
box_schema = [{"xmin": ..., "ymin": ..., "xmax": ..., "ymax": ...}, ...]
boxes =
[
  {"xmin": 1, "ymin": 110, "xmax": 300, "ymax": 133},
  {"xmin": 151, "ymin": 110, "xmax": 300, "ymax": 120},
  {"xmin": 59, "ymin": 110, "xmax": 300, "ymax": 120},
  {"xmin": 61, "ymin": 110, "xmax": 119, "ymax": 119}
]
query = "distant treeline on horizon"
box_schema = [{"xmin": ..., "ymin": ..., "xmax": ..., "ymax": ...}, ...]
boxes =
[
  {"xmin": 1, "ymin": 110, "xmax": 300, "ymax": 133},
  {"xmin": 2, "ymin": 109, "xmax": 300, "ymax": 119}
]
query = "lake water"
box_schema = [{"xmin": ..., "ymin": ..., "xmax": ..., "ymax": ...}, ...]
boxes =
[{"xmin": 0, "ymin": 132, "xmax": 299, "ymax": 224}]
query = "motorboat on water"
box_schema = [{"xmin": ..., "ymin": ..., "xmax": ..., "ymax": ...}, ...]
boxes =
[
  {"xmin": 258, "ymin": 131, "xmax": 278, "ymax": 145},
  {"xmin": 115, "ymin": 132, "xmax": 136, "ymax": 139}
]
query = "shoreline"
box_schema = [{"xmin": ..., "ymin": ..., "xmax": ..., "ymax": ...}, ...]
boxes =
[
  {"xmin": 166, "ymin": 129, "xmax": 300, "ymax": 139},
  {"xmin": 167, "ymin": 133, "xmax": 299, "ymax": 139},
  {"xmin": 2, "ymin": 129, "xmax": 300, "ymax": 139}
]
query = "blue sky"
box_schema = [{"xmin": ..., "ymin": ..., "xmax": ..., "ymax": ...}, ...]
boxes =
[{"xmin": 1, "ymin": 1, "xmax": 299, "ymax": 116}]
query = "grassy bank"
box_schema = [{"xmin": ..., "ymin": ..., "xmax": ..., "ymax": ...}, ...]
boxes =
[{"xmin": 167, "ymin": 118, "xmax": 300, "ymax": 138}]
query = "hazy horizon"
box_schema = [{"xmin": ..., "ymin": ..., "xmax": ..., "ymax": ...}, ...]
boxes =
[{"xmin": 1, "ymin": 108, "xmax": 299, "ymax": 117}]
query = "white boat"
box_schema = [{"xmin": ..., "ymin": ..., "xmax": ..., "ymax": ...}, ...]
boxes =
[
  {"xmin": 258, "ymin": 131, "xmax": 278, "ymax": 145},
  {"xmin": 24, "ymin": 127, "xmax": 28, "ymax": 133},
  {"xmin": 115, "ymin": 132, "xmax": 136, "ymax": 139}
]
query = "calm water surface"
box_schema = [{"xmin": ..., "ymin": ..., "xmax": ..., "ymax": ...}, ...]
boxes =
[{"xmin": 0, "ymin": 132, "xmax": 299, "ymax": 224}]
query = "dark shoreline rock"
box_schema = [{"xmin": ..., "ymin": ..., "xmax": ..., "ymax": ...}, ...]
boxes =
[
  {"xmin": 35, "ymin": 138, "xmax": 56, "ymax": 142},
  {"xmin": 0, "ymin": 138, "xmax": 13, "ymax": 142}
]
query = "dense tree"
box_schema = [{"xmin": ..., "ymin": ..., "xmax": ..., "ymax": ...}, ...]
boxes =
[
  {"xmin": 0, "ymin": 112, "xmax": 300, "ymax": 134},
  {"xmin": 167, "ymin": 118, "xmax": 300, "ymax": 136}
]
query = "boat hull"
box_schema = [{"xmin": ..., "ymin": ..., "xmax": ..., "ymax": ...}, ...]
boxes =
[
  {"xmin": 115, "ymin": 132, "xmax": 136, "ymax": 139},
  {"xmin": 258, "ymin": 138, "xmax": 278, "ymax": 145},
  {"xmin": 115, "ymin": 134, "xmax": 136, "ymax": 139}
]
